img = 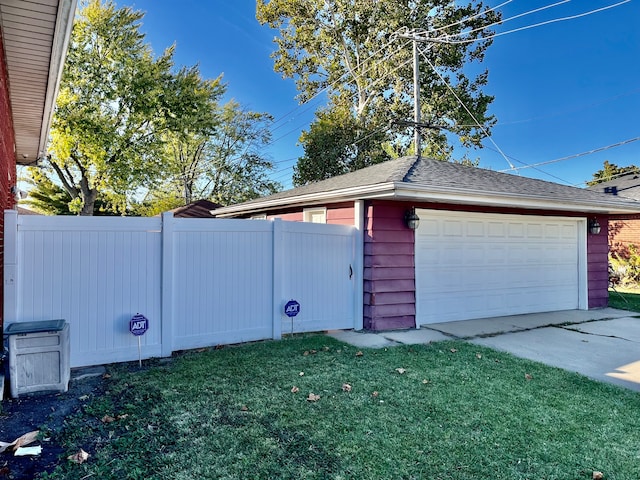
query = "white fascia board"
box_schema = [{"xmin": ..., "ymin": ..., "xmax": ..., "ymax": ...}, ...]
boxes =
[
  {"xmin": 212, "ymin": 183, "xmax": 397, "ymax": 217},
  {"xmin": 393, "ymin": 183, "xmax": 640, "ymax": 214},
  {"xmin": 38, "ymin": 0, "xmax": 78, "ymax": 159}
]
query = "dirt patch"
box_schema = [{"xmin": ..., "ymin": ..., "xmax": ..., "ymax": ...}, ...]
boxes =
[{"xmin": 0, "ymin": 369, "xmax": 106, "ymax": 479}]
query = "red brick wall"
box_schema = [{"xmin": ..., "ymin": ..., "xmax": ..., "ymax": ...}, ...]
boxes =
[
  {"xmin": 608, "ymin": 216, "xmax": 640, "ymax": 257},
  {"xmin": 0, "ymin": 34, "xmax": 17, "ymax": 330}
]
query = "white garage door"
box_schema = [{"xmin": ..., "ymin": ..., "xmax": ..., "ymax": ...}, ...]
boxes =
[{"xmin": 415, "ymin": 210, "xmax": 586, "ymax": 325}]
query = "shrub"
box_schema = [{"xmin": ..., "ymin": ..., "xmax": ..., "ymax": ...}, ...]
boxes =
[{"xmin": 610, "ymin": 244, "xmax": 640, "ymax": 286}]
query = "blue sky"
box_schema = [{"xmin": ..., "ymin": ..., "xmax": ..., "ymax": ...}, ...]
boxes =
[{"xmin": 127, "ymin": 0, "xmax": 640, "ymax": 190}]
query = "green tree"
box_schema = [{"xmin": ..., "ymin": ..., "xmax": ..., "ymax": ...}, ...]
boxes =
[
  {"xmin": 41, "ymin": 0, "xmax": 222, "ymax": 215},
  {"xmin": 587, "ymin": 160, "xmax": 639, "ymax": 186},
  {"xmin": 22, "ymin": 167, "xmax": 118, "ymax": 215},
  {"xmin": 137, "ymin": 99, "xmax": 280, "ymax": 216},
  {"xmin": 257, "ymin": 0, "xmax": 499, "ymax": 185}
]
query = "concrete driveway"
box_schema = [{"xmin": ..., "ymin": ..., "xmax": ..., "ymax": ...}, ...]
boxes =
[{"xmin": 329, "ymin": 308, "xmax": 640, "ymax": 392}]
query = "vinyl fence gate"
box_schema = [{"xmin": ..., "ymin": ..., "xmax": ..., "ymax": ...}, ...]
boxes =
[{"xmin": 4, "ymin": 211, "xmax": 363, "ymax": 367}]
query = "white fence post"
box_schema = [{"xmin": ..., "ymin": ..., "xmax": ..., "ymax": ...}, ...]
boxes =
[
  {"xmin": 161, "ymin": 212, "xmax": 174, "ymax": 357},
  {"xmin": 353, "ymin": 201, "xmax": 364, "ymax": 330},
  {"xmin": 3, "ymin": 210, "xmax": 18, "ymax": 324},
  {"xmin": 271, "ymin": 218, "xmax": 283, "ymax": 339}
]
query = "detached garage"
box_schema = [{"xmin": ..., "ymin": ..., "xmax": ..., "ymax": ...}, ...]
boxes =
[{"xmin": 213, "ymin": 156, "xmax": 640, "ymax": 331}]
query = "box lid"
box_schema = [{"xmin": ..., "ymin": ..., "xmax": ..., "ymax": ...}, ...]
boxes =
[{"xmin": 4, "ymin": 319, "xmax": 66, "ymax": 335}]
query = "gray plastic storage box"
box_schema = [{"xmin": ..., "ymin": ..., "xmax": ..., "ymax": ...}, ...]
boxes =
[{"xmin": 4, "ymin": 320, "xmax": 70, "ymax": 398}]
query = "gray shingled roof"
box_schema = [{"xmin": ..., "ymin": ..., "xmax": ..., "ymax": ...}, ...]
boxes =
[
  {"xmin": 213, "ymin": 156, "xmax": 640, "ymax": 215},
  {"xmin": 586, "ymin": 172, "xmax": 640, "ymax": 201}
]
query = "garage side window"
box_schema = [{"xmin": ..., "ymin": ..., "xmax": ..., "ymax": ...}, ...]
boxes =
[{"xmin": 303, "ymin": 208, "xmax": 326, "ymax": 224}]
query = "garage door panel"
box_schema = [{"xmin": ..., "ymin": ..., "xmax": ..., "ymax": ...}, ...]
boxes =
[{"xmin": 416, "ymin": 210, "xmax": 582, "ymax": 325}]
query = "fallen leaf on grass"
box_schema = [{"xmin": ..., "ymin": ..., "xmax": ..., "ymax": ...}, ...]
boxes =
[
  {"xmin": 307, "ymin": 393, "xmax": 320, "ymax": 402},
  {"xmin": 422, "ymin": 379, "xmax": 430, "ymax": 384},
  {"xmin": 67, "ymin": 449, "xmax": 90, "ymax": 464},
  {"xmin": 371, "ymin": 391, "xmax": 379, "ymax": 397},
  {"xmin": 117, "ymin": 414, "xmax": 129, "ymax": 420},
  {"xmin": 101, "ymin": 415, "xmax": 116, "ymax": 423},
  {"xmin": 0, "ymin": 431, "xmax": 39, "ymax": 454},
  {"xmin": 299, "ymin": 371, "xmax": 305, "ymax": 376},
  {"xmin": 322, "ymin": 346, "xmax": 330, "ymax": 351},
  {"xmin": 355, "ymin": 351, "xmax": 363, "ymax": 357},
  {"xmin": 102, "ymin": 373, "xmax": 111, "ymax": 379},
  {"xmin": 476, "ymin": 353, "xmax": 482, "ymax": 359},
  {"xmin": 525, "ymin": 373, "xmax": 533, "ymax": 380},
  {"xmin": 240, "ymin": 405, "xmax": 249, "ymax": 412},
  {"xmin": 395, "ymin": 368, "xmax": 406, "ymax": 374},
  {"xmin": 342, "ymin": 383, "xmax": 352, "ymax": 392},
  {"xmin": 593, "ymin": 472, "xmax": 604, "ymax": 480},
  {"xmin": 291, "ymin": 386, "xmax": 299, "ymax": 393},
  {"xmin": 450, "ymin": 348, "xmax": 458, "ymax": 353},
  {"xmin": 79, "ymin": 395, "xmax": 90, "ymax": 401}
]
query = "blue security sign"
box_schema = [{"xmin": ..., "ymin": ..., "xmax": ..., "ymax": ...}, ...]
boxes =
[
  {"xmin": 129, "ymin": 313, "xmax": 149, "ymax": 336},
  {"xmin": 284, "ymin": 300, "xmax": 300, "ymax": 318}
]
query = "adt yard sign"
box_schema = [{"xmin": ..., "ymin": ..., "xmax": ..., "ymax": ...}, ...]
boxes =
[
  {"xmin": 129, "ymin": 313, "xmax": 148, "ymax": 336},
  {"xmin": 284, "ymin": 300, "xmax": 300, "ymax": 318}
]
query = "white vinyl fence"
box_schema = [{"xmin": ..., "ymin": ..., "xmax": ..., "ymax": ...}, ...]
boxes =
[{"xmin": 4, "ymin": 211, "xmax": 363, "ymax": 367}]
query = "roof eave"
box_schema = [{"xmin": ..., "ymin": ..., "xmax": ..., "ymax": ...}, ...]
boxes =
[
  {"xmin": 212, "ymin": 183, "xmax": 397, "ymax": 217},
  {"xmin": 212, "ymin": 180, "xmax": 640, "ymax": 218},
  {"xmin": 35, "ymin": 0, "xmax": 77, "ymax": 165},
  {"xmin": 393, "ymin": 183, "xmax": 640, "ymax": 215}
]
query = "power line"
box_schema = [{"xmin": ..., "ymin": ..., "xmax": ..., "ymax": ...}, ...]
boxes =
[
  {"xmin": 435, "ymin": 1, "xmax": 631, "ymax": 45},
  {"xmin": 429, "ymin": 0, "xmax": 513, "ymax": 34},
  {"xmin": 269, "ymin": 37, "xmax": 409, "ymax": 130},
  {"xmin": 479, "ymin": 144, "xmax": 573, "ymax": 185},
  {"xmin": 500, "ymin": 136, "xmax": 640, "ymax": 173},
  {"xmin": 440, "ymin": 0, "xmax": 570, "ymax": 40},
  {"xmin": 418, "ymin": 44, "xmax": 515, "ymax": 169}
]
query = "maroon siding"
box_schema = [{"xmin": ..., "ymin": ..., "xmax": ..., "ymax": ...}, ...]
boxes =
[
  {"xmin": 363, "ymin": 201, "xmax": 416, "ymax": 330},
  {"xmin": 269, "ymin": 211, "xmax": 303, "ymax": 222},
  {"xmin": 263, "ymin": 202, "xmax": 355, "ymax": 225},
  {"xmin": 588, "ymin": 215, "xmax": 609, "ymax": 308},
  {"xmin": 0, "ymin": 36, "xmax": 16, "ymax": 330}
]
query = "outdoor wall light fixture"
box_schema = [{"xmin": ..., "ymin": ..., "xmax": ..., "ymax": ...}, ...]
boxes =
[
  {"xmin": 588, "ymin": 218, "xmax": 601, "ymax": 235},
  {"xmin": 404, "ymin": 208, "xmax": 420, "ymax": 230}
]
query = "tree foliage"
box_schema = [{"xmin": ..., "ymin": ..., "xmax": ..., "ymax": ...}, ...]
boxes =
[
  {"xmin": 587, "ymin": 160, "xmax": 640, "ymax": 186},
  {"xmin": 257, "ymin": 0, "xmax": 500, "ymax": 186},
  {"xmin": 22, "ymin": 167, "xmax": 117, "ymax": 215},
  {"xmin": 135, "ymin": 99, "xmax": 280, "ymax": 216},
  {"xmin": 41, "ymin": 0, "xmax": 221, "ymax": 215}
]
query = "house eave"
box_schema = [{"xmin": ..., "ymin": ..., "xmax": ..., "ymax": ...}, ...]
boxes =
[
  {"xmin": 212, "ymin": 180, "xmax": 640, "ymax": 218},
  {"xmin": 36, "ymin": 0, "xmax": 77, "ymax": 165},
  {"xmin": 0, "ymin": 0, "xmax": 77, "ymax": 165},
  {"xmin": 212, "ymin": 183, "xmax": 397, "ymax": 217},
  {"xmin": 392, "ymin": 183, "xmax": 640, "ymax": 214}
]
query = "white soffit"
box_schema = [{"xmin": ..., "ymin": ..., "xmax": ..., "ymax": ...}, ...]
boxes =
[{"xmin": 0, "ymin": 0, "xmax": 76, "ymax": 165}]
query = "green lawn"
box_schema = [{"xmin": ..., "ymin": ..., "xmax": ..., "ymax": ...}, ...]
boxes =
[
  {"xmin": 609, "ymin": 287, "xmax": 640, "ymax": 313},
  {"xmin": 43, "ymin": 337, "xmax": 640, "ymax": 480}
]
